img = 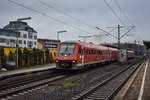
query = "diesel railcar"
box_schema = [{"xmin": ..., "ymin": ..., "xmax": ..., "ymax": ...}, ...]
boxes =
[{"xmin": 55, "ymin": 41, "xmax": 119, "ymax": 70}]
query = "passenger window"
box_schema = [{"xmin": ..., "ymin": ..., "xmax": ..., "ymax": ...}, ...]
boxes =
[
  {"xmin": 100, "ymin": 50, "xmax": 102, "ymax": 55},
  {"xmin": 89, "ymin": 49, "xmax": 91, "ymax": 55},
  {"xmin": 98, "ymin": 50, "xmax": 101, "ymax": 55},
  {"xmin": 91, "ymin": 49, "xmax": 93, "ymax": 54},
  {"xmin": 94, "ymin": 50, "xmax": 96, "ymax": 54}
]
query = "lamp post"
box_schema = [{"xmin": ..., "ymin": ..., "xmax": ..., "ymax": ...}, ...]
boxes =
[
  {"xmin": 15, "ymin": 17, "xmax": 31, "ymax": 68},
  {"xmin": 16, "ymin": 32, "xmax": 19, "ymax": 68},
  {"xmin": 57, "ymin": 30, "xmax": 67, "ymax": 41}
]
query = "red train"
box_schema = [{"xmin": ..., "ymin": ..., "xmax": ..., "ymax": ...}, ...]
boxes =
[
  {"xmin": 55, "ymin": 41, "xmax": 134, "ymax": 70},
  {"xmin": 127, "ymin": 51, "xmax": 135, "ymax": 59}
]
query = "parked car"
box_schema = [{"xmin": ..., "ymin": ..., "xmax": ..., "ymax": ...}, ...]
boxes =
[{"xmin": 3, "ymin": 61, "xmax": 17, "ymax": 70}]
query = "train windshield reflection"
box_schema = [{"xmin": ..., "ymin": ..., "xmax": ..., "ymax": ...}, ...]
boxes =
[{"xmin": 59, "ymin": 43, "xmax": 75, "ymax": 57}]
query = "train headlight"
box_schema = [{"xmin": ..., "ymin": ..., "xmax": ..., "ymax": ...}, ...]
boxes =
[{"xmin": 72, "ymin": 60, "xmax": 76, "ymax": 63}]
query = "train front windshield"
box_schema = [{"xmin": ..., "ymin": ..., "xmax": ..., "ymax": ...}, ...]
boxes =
[{"xmin": 59, "ymin": 43, "xmax": 75, "ymax": 57}]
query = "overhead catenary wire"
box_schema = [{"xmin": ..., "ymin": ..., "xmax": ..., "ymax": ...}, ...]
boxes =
[
  {"xmin": 37, "ymin": 0, "xmax": 97, "ymax": 31},
  {"xmin": 113, "ymin": 0, "xmax": 134, "ymax": 26},
  {"xmin": 104, "ymin": 0, "xmax": 125, "ymax": 25},
  {"xmin": 96, "ymin": 27, "xmax": 117, "ymax": 39},
  {"xmin": 112, "ymin": 0, "xmax": 135, "ymax": 39},
  {"xmin": 8, "ymin": 0, "xmax": 134, "ymax": 43},
  {"xmin": 121, "ymin": 26, "xmax": 135, "ymax": 38},
  {"xmin": 7, "ymin": 0, "xmax": 93, "ymax": 35},
  {"xmin": 38, "ymin": 0, "xmax": 119, "ymax": 38}
]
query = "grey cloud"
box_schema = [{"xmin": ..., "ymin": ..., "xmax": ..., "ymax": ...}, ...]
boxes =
[{"xmin": 0, "ymin": 0, "xmax": 150, "ymax": 43}]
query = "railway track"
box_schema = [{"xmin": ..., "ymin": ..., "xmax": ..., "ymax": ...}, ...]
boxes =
[
  {"xmin": 0, "ymin": 66, "xmax": 95, "ymax": 99},
  {"xmin": 72, "ymin": 60, "xmax": 144, "ymax": 100},
  {"xmin": 0, "ymin": 69, "xmax": 56, "ymax": 90},
  {"xmin": 18, "ymin": 58, "xmax": 140, "ymax": 100},
  {"xmin": 0, "ymin": 58, "xmax": 142, "ymax": 100},
  {"xmin": 0, "ymin": 69, "xmax": 68, "ymax": 99},
  {"xmin": 0, "ymin": 62, "xmax": 122, "ymax": 100}
]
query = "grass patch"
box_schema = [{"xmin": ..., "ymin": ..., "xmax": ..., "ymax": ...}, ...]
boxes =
[
  {"xmin": 63, "ymin": 82, "xmax": 78, "ymax": 88},
  {"xmin": 0, "ymin": 70, "xmax": 7, "ymax": 72},
  {"xmin": 82, "ymin": 74, "xmax": 87, "ymax": 79}
]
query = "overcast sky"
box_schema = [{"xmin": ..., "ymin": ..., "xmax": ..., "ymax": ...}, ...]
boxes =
[{"xmin": 0, "ymin": 0, "xmax": 149, "ymax": 44}]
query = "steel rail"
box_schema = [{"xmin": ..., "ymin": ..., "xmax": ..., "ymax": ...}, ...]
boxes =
[{"xmin": 72, "ymin": 60, "xmax": 144, "ymax": 100}]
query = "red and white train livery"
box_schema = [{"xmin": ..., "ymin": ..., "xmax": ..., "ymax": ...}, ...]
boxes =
[{"xmin": 55, "ymin": 41, "xmax": 120, "ymax": 70}]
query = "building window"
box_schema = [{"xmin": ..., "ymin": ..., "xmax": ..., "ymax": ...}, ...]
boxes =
[
  {"xmin": 34, "ymin": 42, "xmax": 36, "ymax": 45},
  {"xmin": 28, "ymin": 41, "xmax": 33, "ymax": 48},
  {"xmin": 24, "ymin": 41, "xmax": 26, "ymax": 44},
  {"xmin": 19, "ymin": 40, "xmax": 22, "ymax": 44},
  {"xmin": 23, "ymin": 34, "xmax": 27, "ymax": 38},
  {"xmin": 10, "ymin": 39, "xmax": 16, "ymax": 43},
  {"xmin": 17, "ymin": 33, "xmax": 21, "ymax": 37},
  {"xmin": 28, "ymin": 32, "xmax": 33, "ymax": 39},
  {"xmin": 34, "ymin": 35, "xmax": 37, "ymax": 39}
]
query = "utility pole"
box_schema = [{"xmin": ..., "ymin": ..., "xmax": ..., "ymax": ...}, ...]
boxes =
[
  {"xmin": 16, "ymin": 33, "xmax": 19, "ymax": 68},
  {"xmin": 118, "ymin": 24, "xmax": 120, "ymax": 50},
  {"xmin": 16, "ymin": 17, "xmax": 31, "ymax": 68}
]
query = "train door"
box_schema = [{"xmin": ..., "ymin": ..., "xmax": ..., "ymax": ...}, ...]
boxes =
[
  {"xmin": 108, "ymin": 47, "xmax": 111, "ymax": 61},
  {"xmin": 81, "ymin": 46, "xmax": 84, "ymax": 66}
]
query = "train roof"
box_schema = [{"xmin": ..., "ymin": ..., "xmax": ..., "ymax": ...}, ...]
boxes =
[
  {"xmin": 127, "ymin": 50, "xmax": 135, "ymax": 53},
  {"xmin": 60, "ymin": 41, "xmax": 118, "ymax": 51},
  {"xmin": 61, "ymin": 41, "xmax": 77, "ymax": 44}
]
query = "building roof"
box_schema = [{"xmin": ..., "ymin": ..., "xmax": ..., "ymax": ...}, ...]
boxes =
[
  {"xmin": 37, "ymin": 38, "xmax": 60, "ymax": 42},
  {"xmin": 0, "ymin": 28, "xmax": 19, "ymax": 37},
  {"xmin": 3, "ymin": 21, "xmax": 37, "ymax": 33}
]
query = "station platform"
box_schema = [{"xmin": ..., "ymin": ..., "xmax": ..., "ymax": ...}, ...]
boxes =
[
  {"xmin": 115, "ymin": 59, "xmax": 150, "ymax": 100},
  {"xmin": 0, "ymin": 64, "xmax": 56, "ymax": 79}
]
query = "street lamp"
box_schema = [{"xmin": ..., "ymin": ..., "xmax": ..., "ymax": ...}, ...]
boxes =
[
  {"xmin": 16, "ymin": 32, "xmax": 19, "ymax": 68},
  {"xmin": 57, "ymin": 30, "xmax": 67, "ymax": 41}
]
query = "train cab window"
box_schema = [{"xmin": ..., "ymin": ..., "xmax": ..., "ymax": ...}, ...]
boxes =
[{"xmin": 59, "ymin": 43, "xmax": 75, "ymax": 56}]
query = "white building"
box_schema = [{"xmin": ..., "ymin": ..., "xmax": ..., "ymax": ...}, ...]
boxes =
[
  {"xmin": 0, "ymin": 29, "xmax": 18, "ymax": 47},
  {"xmin": 0, "ymin": 20, "xmax": 37, "ymax": 48}
]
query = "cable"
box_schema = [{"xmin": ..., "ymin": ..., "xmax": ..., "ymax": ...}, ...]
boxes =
[
  {"xmin": 7, "ymin": 0, "xmax": 93, "ymax": 34},
  {"xmin": 121, "ymin": 26, "xmax": 135, "ymax": 39},
  {"xmin": 37, "ymin": 0, "xmax": 99, "ymax": 31},
  {"xmin": 96, "ymin": 27, "xmax": 117, "ymax": 39},
  {"xmin": 113, "ymin": 0, "xmax": 134, "ymax": 26},
  {"xmin": 104, "ymin": 0, "xmax": 125, "ymax": 25},
  {"xmin": 38, "ymin": 0, "xmax": 119, "ymax": 37}
]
